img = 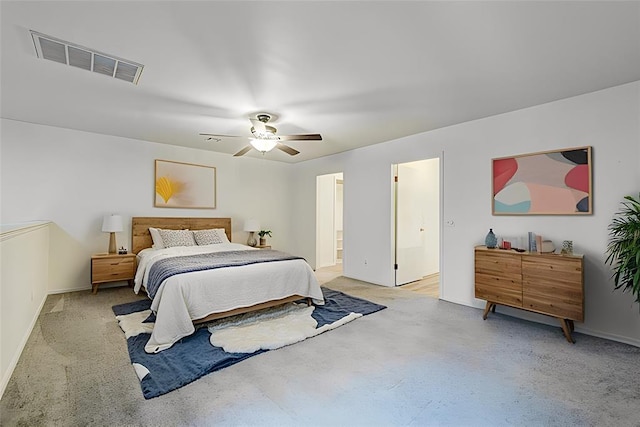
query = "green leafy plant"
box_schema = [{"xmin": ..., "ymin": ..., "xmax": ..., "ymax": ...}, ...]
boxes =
[
  {"xmin": 605, "ymin": 193, "xmax": 640, "ymax": 303},
  {"xmin": 258, "ymin": 230, "xmax": 272, "ymax": 238}
]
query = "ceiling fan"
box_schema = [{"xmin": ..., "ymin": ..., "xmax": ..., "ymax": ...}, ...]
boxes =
[{"xmin": 200, "ymin": 113, "xmax": 322, "ymax": 157}]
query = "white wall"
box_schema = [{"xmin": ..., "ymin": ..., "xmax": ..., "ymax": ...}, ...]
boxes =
[
  {"xmin": 424, "ymin": 158, "xmax": 440, "ymax": 276},
  {"xmin": 1, "ymin": 82, "xmax": 638, "ymax": 347},
  {"xmin": 0, "ymin": 119, "xmax": 294, "ymax": 293},
  {"xmin": 291, "ymin": 82, "xmax": 640, "ymax": 345},
  {"xmin": 315, "ymin": 173, "xmax": 337, "ymax": 268},
  {"xmin": 1, "ymin": 222, "xmax": 50, "ymax": 398}
]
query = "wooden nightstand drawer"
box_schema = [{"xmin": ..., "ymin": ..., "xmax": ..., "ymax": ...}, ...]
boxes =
[{"xmin": 91, "ymin": 253, "xmax": 136, "ymax": 294}]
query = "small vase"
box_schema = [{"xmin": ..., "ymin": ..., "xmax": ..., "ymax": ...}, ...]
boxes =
[
  {"xmin": 485, "ymin": 228, "xmax": 497, "ymax": 248},
  {"xmin": 259, "ymin": 238, "xmax": 266, "ymax": 246}
]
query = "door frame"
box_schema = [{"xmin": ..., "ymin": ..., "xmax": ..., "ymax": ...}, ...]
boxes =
[
  {"xmin": 315, "ymin": 172, "xmax": 344, "ymax": 269},
  {"xmin": 391, "ymin": 153, "xmax": 444, "ymax": 297}
]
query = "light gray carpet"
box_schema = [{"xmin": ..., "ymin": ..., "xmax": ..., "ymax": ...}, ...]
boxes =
[{"xmin": 2, "ymin": 276, "xmax": 639, "ymax": 426}]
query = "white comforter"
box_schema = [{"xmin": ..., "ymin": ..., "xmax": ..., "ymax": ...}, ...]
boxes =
[{"xmin": 134, "ymin": 243, "xmax": 324, "ymax": 353}]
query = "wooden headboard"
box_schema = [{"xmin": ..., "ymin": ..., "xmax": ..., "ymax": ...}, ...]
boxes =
[{"xmin": 132, "ymin": 217, "xmax": 232, "ymax": 254}]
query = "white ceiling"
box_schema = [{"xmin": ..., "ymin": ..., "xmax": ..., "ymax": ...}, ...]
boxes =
[{"xmin": 2, "ymin": 1, "xmax": 639, "ymax": 163}]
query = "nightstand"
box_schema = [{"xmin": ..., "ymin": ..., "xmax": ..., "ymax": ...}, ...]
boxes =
[
  {"xmin": 255, "ymin": 245, "xmax": 271, "ymax": 249},
  {"xmin": 91, "ymin": 253, "xmax": 136, "ymax": 294}
]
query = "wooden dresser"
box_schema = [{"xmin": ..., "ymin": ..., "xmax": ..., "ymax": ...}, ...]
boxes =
[{"xmin": 474, "ymin": 246, "xmax": 584, "ymax": 343}]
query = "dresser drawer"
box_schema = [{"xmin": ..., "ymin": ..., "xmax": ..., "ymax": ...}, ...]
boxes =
[
  {"xmin": 92, "ymin": 256, "xmax": 135, "ymax": 283},
  {"xmin": 475, "ymin": 249, "xmax": 521, "ymax": 276}
]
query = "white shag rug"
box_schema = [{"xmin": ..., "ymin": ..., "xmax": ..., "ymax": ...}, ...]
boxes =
[{"xmin": 208, "ymin": 302, "xmax": 362, "ymax": 353}]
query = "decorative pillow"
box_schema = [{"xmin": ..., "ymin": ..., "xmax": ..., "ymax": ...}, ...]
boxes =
[
  {"xmin": 149, "ymin": 227, "xmax": 164, "ymax": 249},
  {"xmin": 213, "ymin": 228, "xmax": 231, "ymax": 244},
  {"xmin": 158, "ymin": 229, "xmax": 196, "ymax": 248},
  {"xmin": 193, "ymin": 229, "xmax": 224, "ymax": 245}
]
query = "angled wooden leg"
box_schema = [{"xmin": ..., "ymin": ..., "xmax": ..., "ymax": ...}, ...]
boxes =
[
  {"xmin": 559, "ymin": 318, "xmax": 575, "ymax": 343},
  {"xmin": 482, "ymin": 302, "xmax": 495, "ymax": 320}
]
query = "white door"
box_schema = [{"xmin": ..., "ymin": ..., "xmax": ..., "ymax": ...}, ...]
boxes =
[
  {"xmin": 395, "ymin": 163, "xmax": 426, "ymax": 285},
  {"xmin": 316, "ymin": 174, "xmax": 336, "ymax": 268}
]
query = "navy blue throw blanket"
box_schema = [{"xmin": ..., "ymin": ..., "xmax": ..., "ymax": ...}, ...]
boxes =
[
  {"xmin": 112, "ymin": 288, "xmax": 386, "ymax": 399},
  {"xmin": 146, "ymin": 250, "xmax": 304, "ymax": 299}
]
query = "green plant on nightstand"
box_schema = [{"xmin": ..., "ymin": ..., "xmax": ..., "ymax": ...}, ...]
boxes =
[
  {"xmin": 605, "ymin": 193, "xmax": 640, "ymax": 305},
  {"xmin": 258, "ymin": 230, "xmax": 272, "ymax": 246}
]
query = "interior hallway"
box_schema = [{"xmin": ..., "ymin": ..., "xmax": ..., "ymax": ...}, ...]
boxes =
[{"xmin": 2, "ymin": 272, "xmax": 639, "ymax": 426}]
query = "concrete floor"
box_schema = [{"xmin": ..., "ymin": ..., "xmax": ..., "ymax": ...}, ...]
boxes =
[{"xmin": 2, "ymin": 271, "xmax": 640, "ymax": 426}]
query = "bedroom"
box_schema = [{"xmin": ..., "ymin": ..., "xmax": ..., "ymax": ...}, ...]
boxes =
[{"xmin": 1, "ymin": 1, "xmax": 639, "ymax": 425}]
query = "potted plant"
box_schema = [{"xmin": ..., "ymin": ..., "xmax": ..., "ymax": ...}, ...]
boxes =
[
  {"xmin": 605, "ymin": 193, "xmax": 640, "ymax": 304},
  {"xmin": 258, "ymin": 230, "xmax": 272, "ymax": 246}
]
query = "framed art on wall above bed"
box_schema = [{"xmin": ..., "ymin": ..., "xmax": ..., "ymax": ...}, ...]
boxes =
[
  {"xmin": 492, "ymin": 146, "xmax": 592, "ymax": 215},
  {"xmin": 154, "ymin": 159, "xmax": 216, "ymax": 209}
]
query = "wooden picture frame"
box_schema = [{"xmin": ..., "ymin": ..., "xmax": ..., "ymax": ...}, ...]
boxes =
[
  {"xmin": 492, "ymin": 146, "xmax": 592, "ymax": 215},
  {"xmin": 154, "ymin": 160, "xmax": 216, "ymax": 209}
]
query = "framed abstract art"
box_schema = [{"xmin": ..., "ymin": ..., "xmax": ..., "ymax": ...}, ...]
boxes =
[
  {"xmin": 492, "ymin": 146, "xmax": 592, "ymax": 215},
  {"xmin": 154, "ymin": 160, "xmax": 216, "ymax": 209}
]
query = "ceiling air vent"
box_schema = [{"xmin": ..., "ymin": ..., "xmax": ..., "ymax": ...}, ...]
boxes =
[{"xmin": 30, "ymin": 30, "xmax": 144, "ymax": 85}]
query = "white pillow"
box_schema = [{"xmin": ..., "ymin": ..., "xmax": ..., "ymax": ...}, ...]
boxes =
[
  {"xmin": 158, "ymin": 229, "xmax": 196, "ymax": 248},
  {"xmin": 149, "ymin": 227, "xmax": 164, "ymax": 249},
  {"xmin": 193, "ymin": 229, "xmax": 223, "ymax": 245}
]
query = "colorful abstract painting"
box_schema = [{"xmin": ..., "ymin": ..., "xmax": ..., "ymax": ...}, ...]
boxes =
[
  {"xmin": 154, "ymin": 160, "xmax": 216, "ymax": 209},
  {"xmin": 492, "ymin": 147, "xmax": 592, "ymax": 215}
]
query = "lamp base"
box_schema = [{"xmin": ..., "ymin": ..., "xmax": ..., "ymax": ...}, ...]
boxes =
[
  {"xmin": 247, "ymin": 232, "xmax": 257, "ymax": 247},
  {"xmin": 108, "ymin": 232, "xmax": 117, "ymax": 254}
]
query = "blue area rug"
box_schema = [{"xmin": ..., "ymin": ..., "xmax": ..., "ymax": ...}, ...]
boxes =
[{"xmin": 112, "ymin": 288, "xmax": 386, "ymax": 399}]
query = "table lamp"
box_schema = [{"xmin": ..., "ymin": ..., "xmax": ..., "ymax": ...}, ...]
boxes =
[
  {"xmin": 243, "ymin": 219, "xmax": 260, "ymax": 247},
  {"xmin": 102, "ymin": 214, "xmax": 123, "ymax": 254}
]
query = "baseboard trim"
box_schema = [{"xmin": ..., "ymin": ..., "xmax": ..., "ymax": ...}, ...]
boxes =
[
  {"xmin": 441, "ymin": 297, "xmax": 640, "ymax": 349},
  {"xmin": 48, "ymin": 285, "xmax": 92, "ymax": 295},
  {"xmin": 574, "ymin": 326, "xmax": 640, "ymax": 348},
  {"xmin": 0, "ymin": 293, "xmax": 47, "ymax": 400}
]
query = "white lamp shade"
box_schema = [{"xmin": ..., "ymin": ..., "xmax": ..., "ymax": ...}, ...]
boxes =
[
  {"xmin": 243, "ymin": 219, "xmax": 260, "ymax": 232},
  {"xmin": 102, "ymin": 214, "xmax": 123, "ymax": 233},
  {"xmin": 249, "ymin": 138, "xmax": 278, "ymax": 153}
]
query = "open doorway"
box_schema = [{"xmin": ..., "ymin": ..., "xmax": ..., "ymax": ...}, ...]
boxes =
[
  {"xmin": 393, "ymin": 158, "xmax": 440, "ymax": 298},
  {"xmin": 316, "ymin": 173, "xmax": 344, "ymax": 282}
]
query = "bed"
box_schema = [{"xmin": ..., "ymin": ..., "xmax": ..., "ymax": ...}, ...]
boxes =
[{"xmin": 131, "ymin": 217, "xmax": 324, "ymax": 353}]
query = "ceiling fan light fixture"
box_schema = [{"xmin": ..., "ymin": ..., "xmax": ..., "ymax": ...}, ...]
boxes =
[
  {"xmin": 250, "ymin": 124, "xmax": 277, "ymax": 139},
  {"xmin": 249, "ymin": 138, "xmax": 278, "ymax": 153}
]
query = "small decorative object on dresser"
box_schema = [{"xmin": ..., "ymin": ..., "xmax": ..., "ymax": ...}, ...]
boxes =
[
  {"xmin": 91, "ymin": 253, "xmax": 136, "ymax": 294},
  {"xmin": 485, "ymin": 228, "xmax": 497, "ymax": 248}
]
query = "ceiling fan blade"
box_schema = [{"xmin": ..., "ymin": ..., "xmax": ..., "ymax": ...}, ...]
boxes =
[
  {"xmin": 276, "ymin": 143, "xmax": 300, "ymax": 156},
  {"xmin": 277, "ymin": 134, "xmax": 322, "ymax": 141},
  {"xmin": 200, "ymin": 133, "xmax": 243, "ymax": 141},
  {"xmin": 233, "ymin": 146, "xmax": 253, "ymax": 157},
  {"xmin": 249, "ymin": 118, "xmax": 267, "ymax": 133}
]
